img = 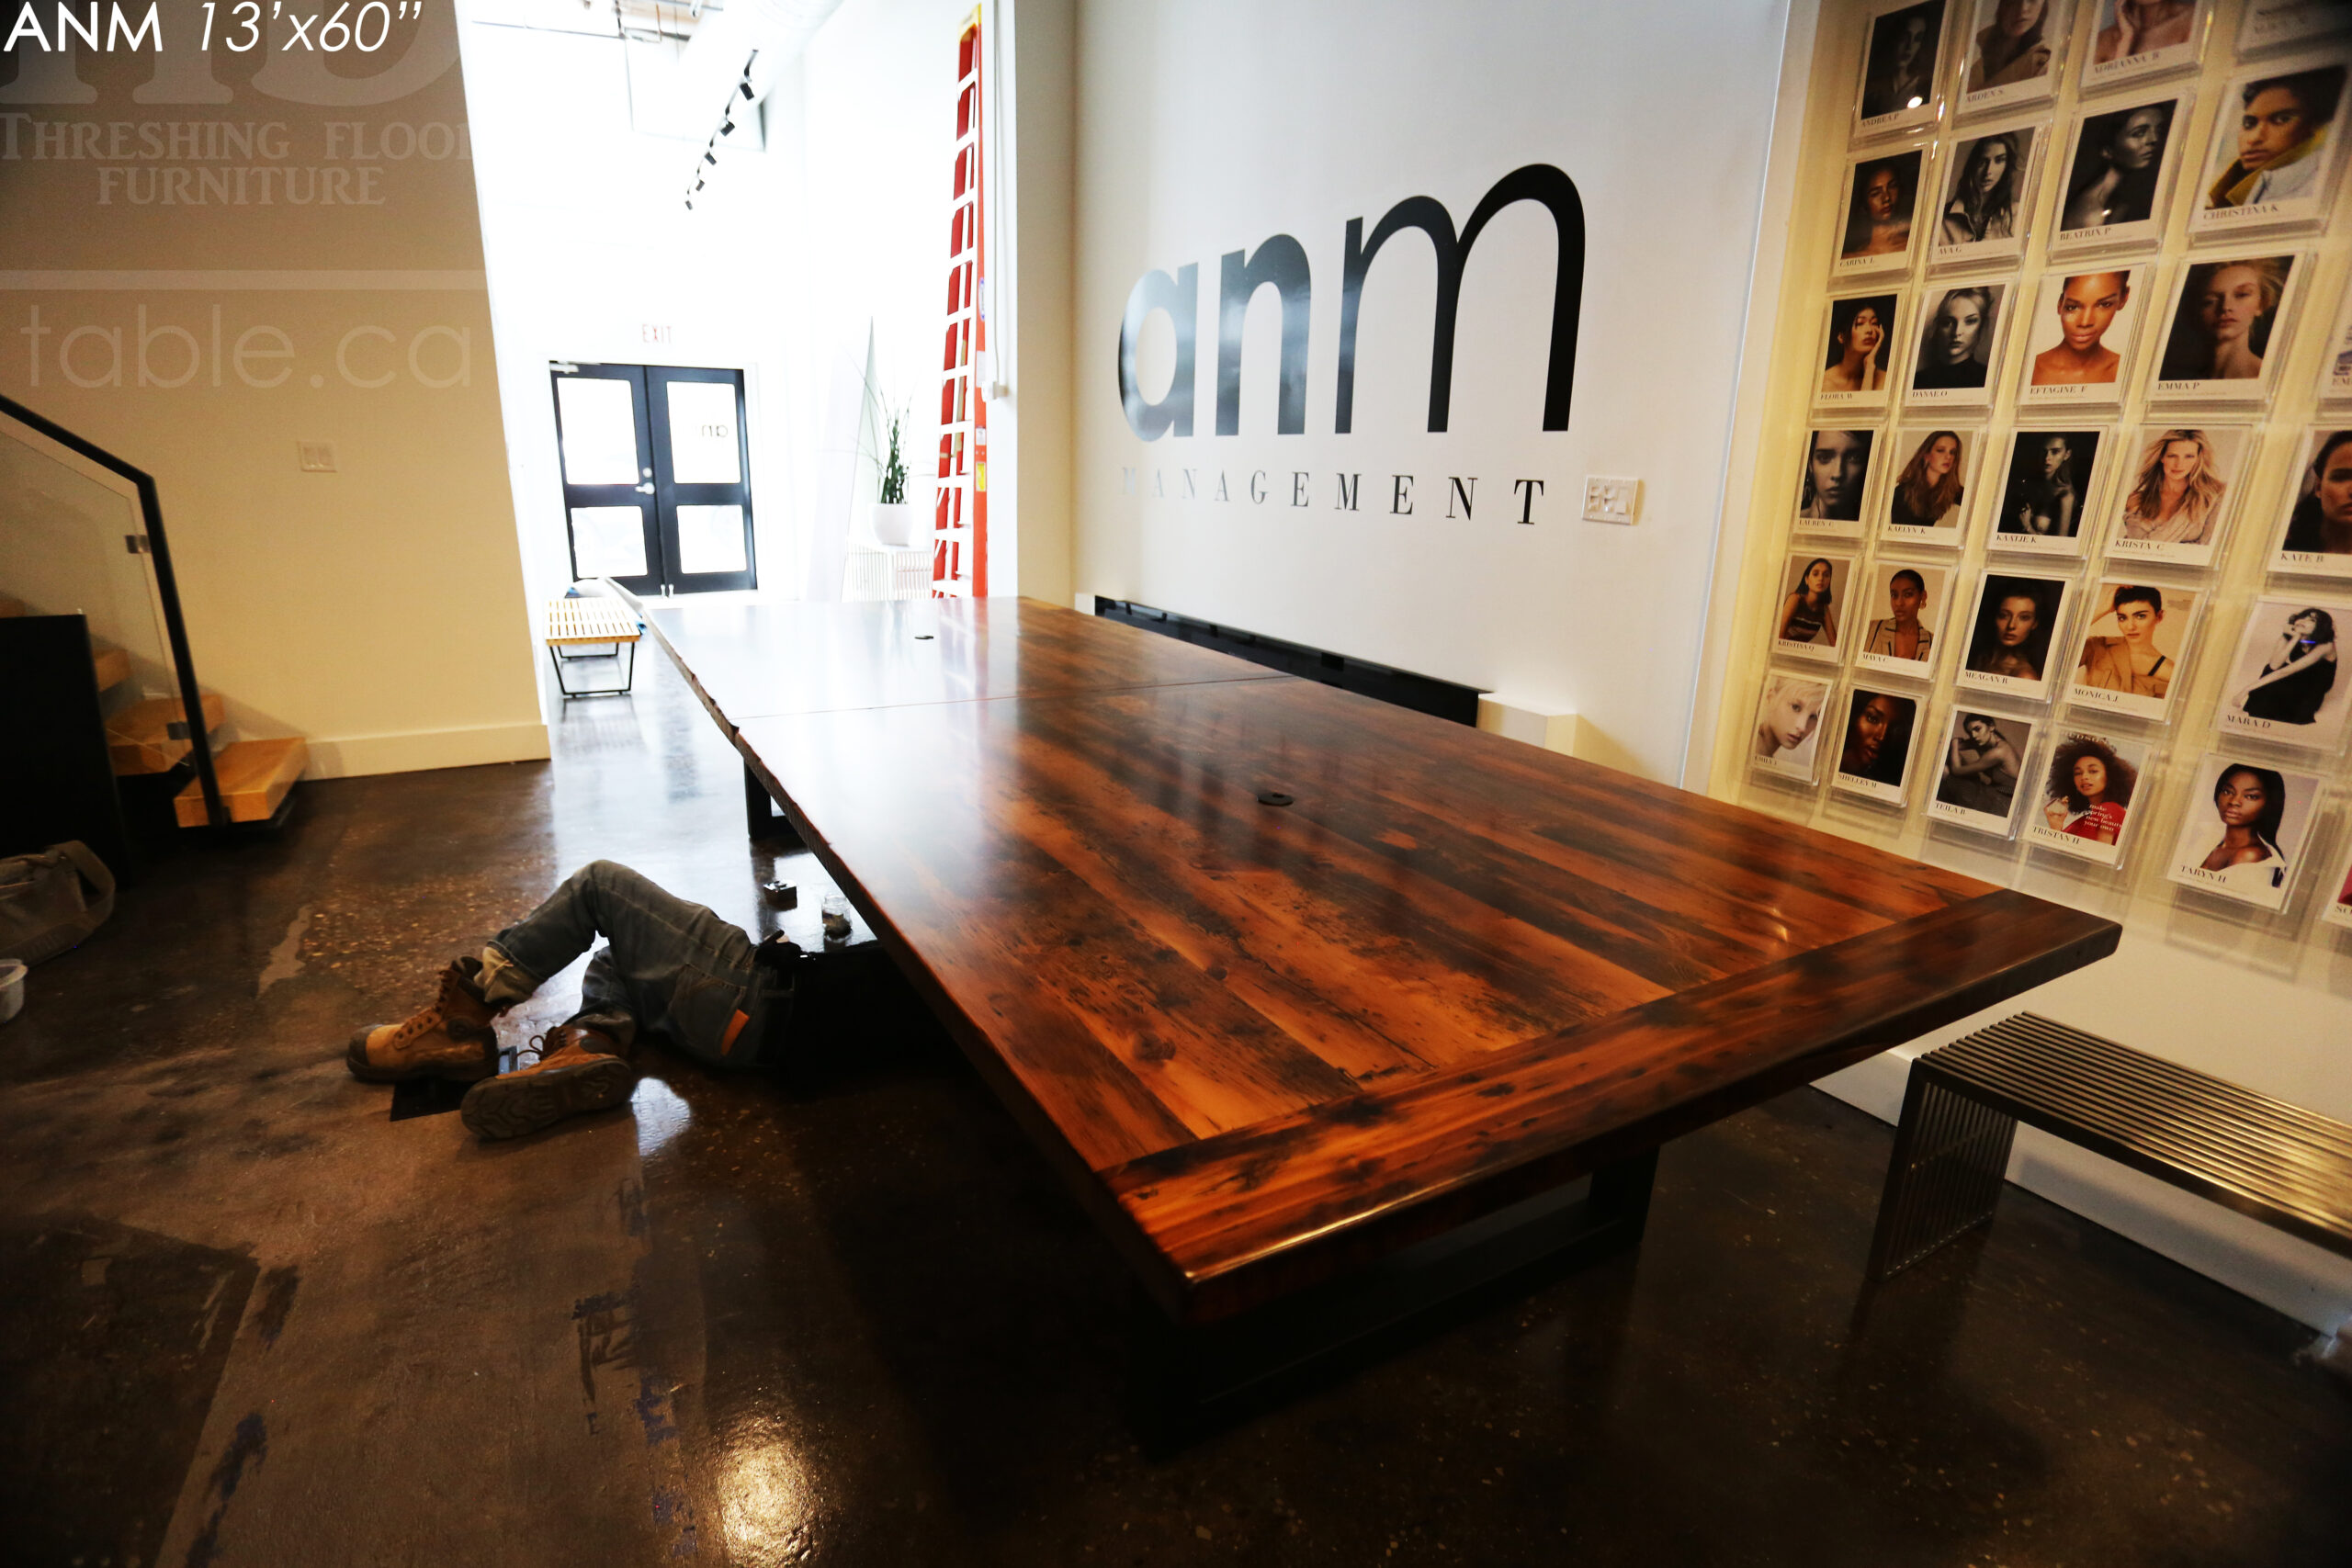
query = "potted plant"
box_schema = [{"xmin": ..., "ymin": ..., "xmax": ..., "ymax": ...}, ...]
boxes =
[{"xmin": 864, "ymin": 386, "xmax": 917, "ymax": 547}]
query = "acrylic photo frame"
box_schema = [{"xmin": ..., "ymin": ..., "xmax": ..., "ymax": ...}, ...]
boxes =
[
  {"xmin": 1876, "ymin": 424, "xmax": 1984, "ymax": 545},
  {"xmin": 1955, "ymin": 568, "xmax": 2078, "ymax": 701},
  {"xmin": 1793, "ymin": 426, "xmax": 1883, "ymax": 537},
  {"xmin": 2098, "ymin": 422, "xmax": 2253, "ymax": 569},
  {"xmin": 2164, "ymin": 750, "xmax": 2324, "ymax": 913},
  {"xmin": 1750, "ymin": 670, "xmax": 1837, "ymax": 784},
  {"xmin": 2319, "ymin": 823, "xmax": 2352, "ymax": 931},
  {"xmin": 2049, "ymin": 95, "xmax": 2191, "ymax": 254},
  {"xmin": 1905, "ymin": 277, "xmax": 2018, "ymax": 407},
  {"xmin": 1835, "ymin": 145, "xmax": 1935, "ymax": 276},
  {"xmin": 2080, "ymin": 0, "xmax": 2210, "ymax": 96},
  {"xmin": 2240, "ymin": 0, "xmax": 2352, "ymax": 56},
  {"xmin": 1926, "ymin": 705, "xmax": 2040, "ymax": 835},
  {"xmin": 1771, "ymin": 549, "xmax": 1862, "ymax": 663},
  {"xmin": 1856, "ymin": 0, "xmax": 1953, "ymax": 141},
  {"xmin": 1815, "ymin": 290, "xmax": 1905, "ymax": 412},
  {"xmin": 2267, "ymin": 425, "xmax": 2352, "ymax": 578},
  {"xmin": 2018, "ymin": 265, "xmax": 2152, "ymax": 408},
  {"xmin": 2212, "ymin": 593, "xmax": 2352, "ymax": 754},
  {"xmin": 1854, "ymin": 557, "xmax": 1957, "ymax": 677},
  {"xmin": 2146, "ymin": 249, "xmax": 2310, "ymax": 405},
  {"xmin": 2023, "ymin": 725, "xmax": 2156, "ymax": 866},
  {"xmin": 1830, "ymin": 685, "xmax": 1927, "ymax": 805},
  {"xmin": 2188, "ymin": 52, "xmax": 2352, "ymax": 238},
  {"xmin": 2065, "ymin": 576, "xmax": 2203, "ymax": 722},
  {"xmin": 2323, "ymin": 281, "xmax": 2352, "ymax": 403},
  {"xmin": 1928, "ymin": 118, "xmax": 2047, "ymax": 267},
  {"xmin": 1957, "ymin": 0, "xmax": 2075, "ymax": 114},
  {"xmin": 1989, "ymin": 423, "xmax": 2110, "ymax": 556}
]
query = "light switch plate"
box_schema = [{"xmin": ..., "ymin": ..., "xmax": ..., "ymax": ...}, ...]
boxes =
[
  {"xmin": 298, "ymin": 442, "xmax": 337, "ymax": 473},
  {"xmin": 1582, "ymin": 475, "xmax": 1640, "ymax": 525}
]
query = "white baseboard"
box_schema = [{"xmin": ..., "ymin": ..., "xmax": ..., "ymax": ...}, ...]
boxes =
[
  {"xmin": 301, "ymin": 720, "xmax": 550, "ymax": 779},
  {"xmin": 1819, "ymin": 1046, "xmax": 2352, "ymax": 1333}
]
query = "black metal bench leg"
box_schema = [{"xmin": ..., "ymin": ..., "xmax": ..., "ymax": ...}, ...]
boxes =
[{"xmin": 1865, "ymin": 1066, "xmax": 2018, "ymax": 1281}]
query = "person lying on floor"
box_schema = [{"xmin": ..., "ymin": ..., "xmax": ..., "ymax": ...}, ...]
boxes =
[{"xmin": 344, "ymin": 860, "xmax": 797, "ymax": 1140}]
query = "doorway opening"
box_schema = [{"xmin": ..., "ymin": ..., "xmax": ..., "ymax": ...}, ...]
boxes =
[{"xmin": 550, "ymin": 363, "xmax": 755, "ymax": 595}]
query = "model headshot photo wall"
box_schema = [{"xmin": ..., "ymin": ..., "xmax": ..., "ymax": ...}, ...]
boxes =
[
  {"xmin": 1832, "ymin": 687, "xmax": 1924, "ymax": 802},
  {"xmin": 2054, "ymin": 98, "xmax": 2185, "ymax": 249},
  {"xmin": 1775, "ymin": 551, "xmax": 1860, "ymax": 660},
  {"xmin": 2022, "ymin": 268, "xmax": 2149, "ymax": 404},
  {"xmin": 1753, "ymin": 671, "xmax": 1834, "ymax": 781},
  {"xmin": 2217, "ymin": 595, "xmax": 2350, "ymax": 750},
  {"xmin": 2107, "ymin": 423, "xmax": 2252, "ymax": 566},
  {"xmin": 2322, "ymin": 831, "xmax": 2352, "ymax": 931},
  {"xmin": 1962, "ymin": 0, "xmax": 2075, "ymax": 110},
  {"xmin": 1880, "ymin": 426, "xmax": 1981, "ymax": 541},
  {"xmin": 2275, "ymin": 426, "xmax": 2352, "ymax": 574},
  {"xmin": 1818, "ymin": 293, "xmax": 1903, "ymax": 407},
  {"xmin": 1858, "ymin": 0, "xmax": 1951, "ymax": 134},
  {"xmin": 2084, "ymin": 0, "xmax": 2211, "ymax": 92},
  {"xmin": 1838, "ymin": 151, "xmax": 1930, "ymax": 274},
  {"xmin": 1928, "ymin": 708, "xmax": 2037, "ymax": 833},
  {"xmin": 1909, "ymin": 283, "xmax": 2013, "ymax": 403},
  {"xmin": 1796, "ymin": 428, "xmax": 1880, "ymax": 532},
  {"xmin": 2165, "ymin": 753, "xmax": 2324, "ymax": 913},
  {"xmin": 2070, "ymin": 579, "xmax": 2201, "ymax": 719},
  {"xmin": 1958, "ymin": 570, "xmax": 2075, "ymax": 697},
  {"xmin": 2325, "ymin": 283, "xmax": 2352, "ymax": 400},
  {"xmin": 2191, "ymin": 57, "xmax": 2351, "ymax": 234},
  {"xmin": 1996, "ymin": 426, "xmax": 2106, "ymax": 548},
  {"xmin": 1857, "ymin": 558, "xmax": 1954, "ymax": 673},
  {"xmin": 1934, "ymin": 124, "xmax": 2042, "ymax": 264},
  {"xmin": 2025, "ymin": 728, "xmax": 2154, "ymax": 865},
  {"xmin": 2152, "ymin": 252, "xmax": 2303, "ymax": 400}
]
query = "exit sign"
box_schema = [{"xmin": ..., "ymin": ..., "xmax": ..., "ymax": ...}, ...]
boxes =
[{"xmin": 641, "ymin": 323, "xmax": 673, "ymax": 345}]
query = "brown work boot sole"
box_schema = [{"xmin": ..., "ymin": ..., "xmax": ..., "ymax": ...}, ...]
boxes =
[
  {"xmin": 344, "ymin": 1029, "xmax": 497, "ymax": 1085},
  {"xmin": 458, "ymin": 1056, "xmax": 640, "ymax": 1141}
]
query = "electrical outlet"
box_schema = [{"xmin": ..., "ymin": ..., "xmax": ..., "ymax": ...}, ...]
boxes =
[
  {"xmin": 1582, "ymin": 475, "xmax": 1640, "ymax": 525},
  {"xmin": 297, "ymin": 442, "xmax": 337, "ymax": 473}
]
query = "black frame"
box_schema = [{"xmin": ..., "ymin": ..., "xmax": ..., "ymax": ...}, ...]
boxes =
[{"xmin": 548, "ymin": 363, "xmax": 756, "ymax": 595}]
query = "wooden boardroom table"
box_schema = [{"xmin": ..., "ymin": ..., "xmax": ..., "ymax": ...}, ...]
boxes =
[{"xmin": 634, "ymin": 592, "xmax": 2119, "ymax": 1427}]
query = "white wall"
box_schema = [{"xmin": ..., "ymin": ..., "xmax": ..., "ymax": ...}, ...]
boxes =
[
  {"xmin": 1702, "ymin": 0, "xmax": 2352, "ymax": 1329},
  {"xmin": 1071, "ymin": 0, "xmax": 1794, "ymax": 781},
  {"xmin": 1, "ymin": 6, "xmax": 545, "ymax": 777}
]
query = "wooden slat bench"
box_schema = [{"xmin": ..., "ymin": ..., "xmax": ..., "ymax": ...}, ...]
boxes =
[
  {"xmin": 543, "ymin": 597, "xmax": 642, "ymax": 698},
  {"xmin": 1865, "ymin": 1012, "xmax": 2352, "ymax": 1280}
]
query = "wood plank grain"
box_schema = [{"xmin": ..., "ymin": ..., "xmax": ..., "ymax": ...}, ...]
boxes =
[
  {"xmin": 639, "ymin": 594, "xmax": 1283, "ymax": 727},
  {"xmin": 1101, "ymin": 890, "xmax": 2120, "ymax": 1322}
]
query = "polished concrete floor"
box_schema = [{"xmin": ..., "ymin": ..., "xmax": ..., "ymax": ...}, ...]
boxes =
[{"xmin": 4, "ymin": 648, "xmax": 2348, "ymax": 1568}]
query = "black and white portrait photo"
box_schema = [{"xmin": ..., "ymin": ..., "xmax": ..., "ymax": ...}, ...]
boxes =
[
  {"xmin": 1831, "ymin": 687, "xmax": 1923, "ymax": 804},
  {"xmin": 1996, "ymin": 427, "xmax": 2103, "ymax": 549},
  {"xmin": 2153, "ymin": 253, "xmax": 2301, "ymax": 400},
  {"xmin": 1928, "ymin": 708, "xmax": 2036, "ymax": 834},
  {"xmin": 1818, "ymin": 292, "xmax": 1900, "ymax": 406},
  {"xmin": 1936, "ymin": 124, "xmax": 2041, "ymax": 259},
  {"xmin": 2055, "ymin": 97, "xmax": 2181, "ymax": 243},
  {"xmin": 2216, "ymin": 595, "xmax": 2352, "ymax": 751},
  {"xmin": 2165, "ymin": 752, "xmax": 2324, "ymax": 913},
  {"xmin": 1796, "ymin": 428, "xmax": 1878, "ymax": 530},
  {"xmin": 1961, "ymin": 0, "xmax": 2073, "ymax": 110},
  {"xmin": 1908, "ymin": 282, "xmax": 2009, "ymax": 401},
  {"xmin": 1880, "ymin": 426, "xmax": 1978, "ymax": 539},
  {"xmin": 1859, "ymin": 0, "xmax": 1950, "ymax": 130},
  {"xmin": 1958, "ymin": 570, "xmax": 2074, "ymax": 698},
  {"xmin": 1838, "ymin": 150, "xmax": 1928, "ymax": 272}
]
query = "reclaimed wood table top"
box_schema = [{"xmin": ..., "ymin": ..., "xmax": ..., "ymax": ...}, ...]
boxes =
[{"xmin": 640, "ymin": 594, "xmax": 2120, "ymax": 1324}]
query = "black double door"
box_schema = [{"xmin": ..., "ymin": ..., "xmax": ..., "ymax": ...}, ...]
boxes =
[{"xmin": 550, "ymin": 363, "xmax": 755, "ymax": 594}]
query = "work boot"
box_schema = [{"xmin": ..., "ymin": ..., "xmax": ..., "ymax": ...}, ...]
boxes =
[
  {"xmin": 345, "ymin": 957, "xmax": 508, "ymax": 1084},
  {"xmin": 458, "ymin": 1024, "xmax": 638, "ymax": 1141}
]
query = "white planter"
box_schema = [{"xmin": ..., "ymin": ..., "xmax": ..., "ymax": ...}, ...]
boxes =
[{"xmin": 869, "ymin": 502, "xmax": 919, "ymax": 547}]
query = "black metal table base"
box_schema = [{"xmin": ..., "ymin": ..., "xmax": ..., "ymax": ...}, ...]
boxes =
[
  {"xmin": 743, "ymin": 760, "xmax": 807, "ymax": 848},
  {"xmin": 1126, "ymin": 1149, "xmax": 1657, "ymax": 1448}
]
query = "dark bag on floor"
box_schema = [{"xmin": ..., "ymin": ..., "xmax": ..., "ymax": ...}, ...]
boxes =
[{"xmin": 0, "ymin": 841, "xmax": 117, "ymax": 964}]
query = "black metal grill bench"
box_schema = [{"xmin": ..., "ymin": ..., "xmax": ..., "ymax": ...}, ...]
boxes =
[{"xmin": 1865, "ymin": 1013, "xmax": 2352, "ymax": 1280}]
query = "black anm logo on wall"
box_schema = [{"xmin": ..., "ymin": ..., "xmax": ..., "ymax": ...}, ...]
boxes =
[{"xmin": 1117, "ymin": 164, "xmax": 1585, "ymax": 442}]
